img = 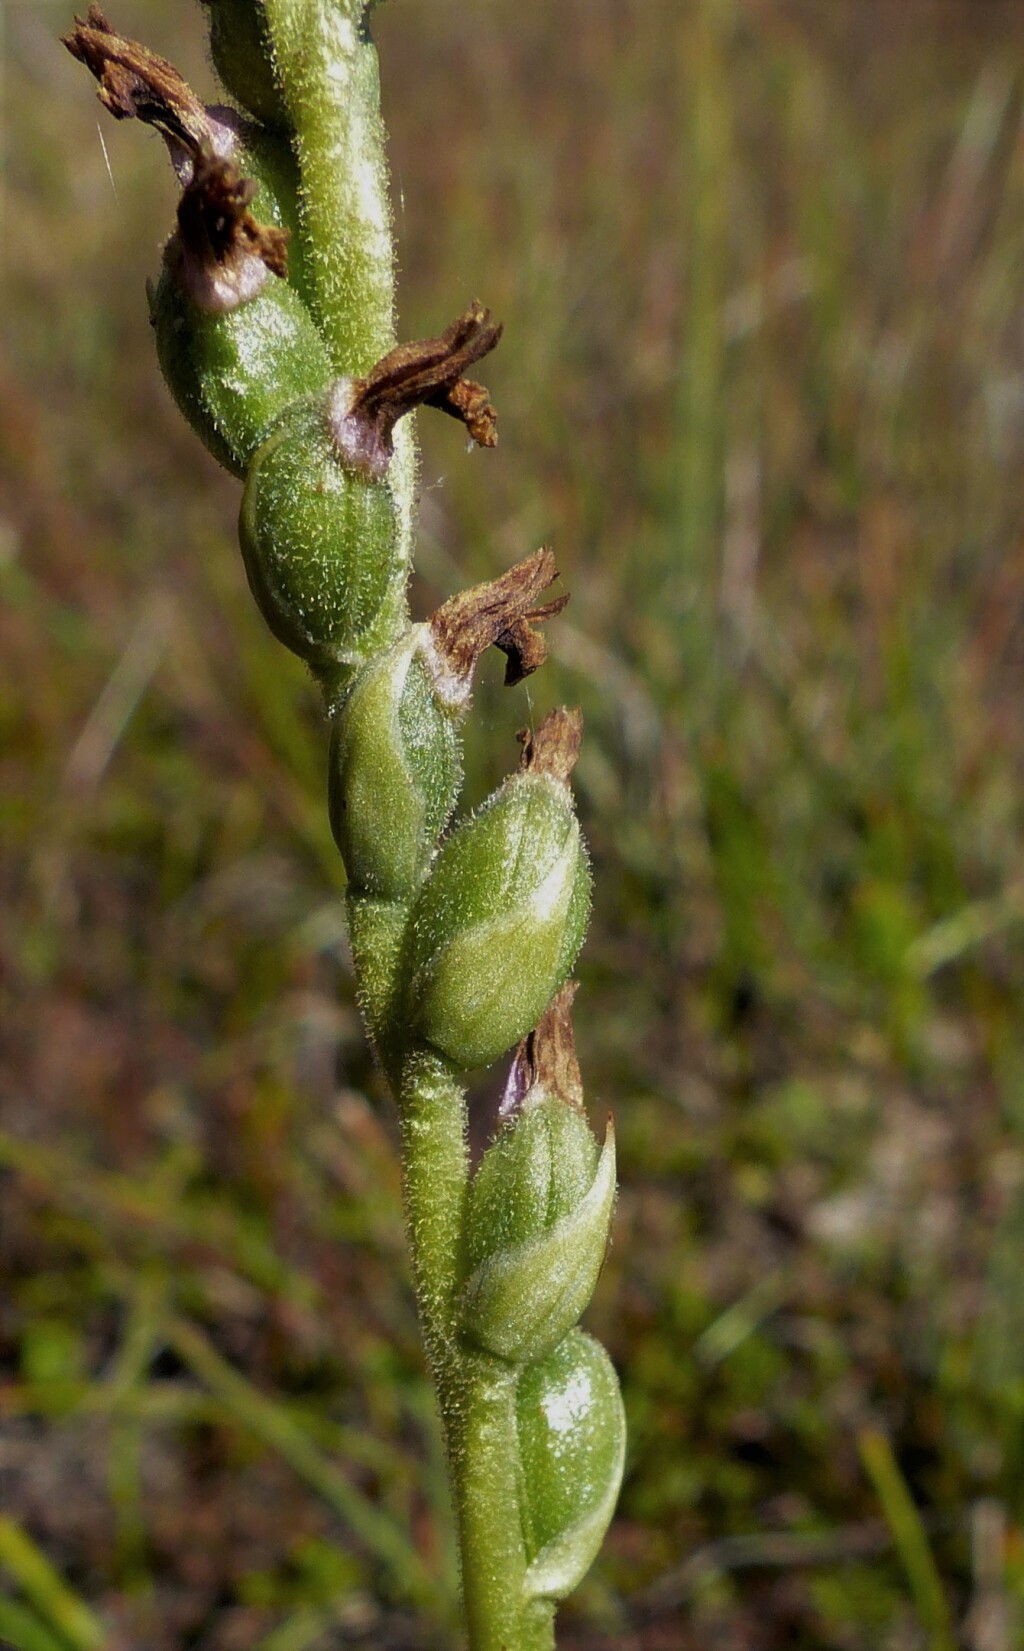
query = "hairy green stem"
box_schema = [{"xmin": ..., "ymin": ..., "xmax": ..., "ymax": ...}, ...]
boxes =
[
  {"xmin": 445, "ymin": 1358, "xmax": 536, "ymax": 1651},
  {"xmin": 399, "ymin": 1054, "xmax": 553, "ymax": 1651},
  {"xmin": 257, "ymin": 9, "xmax": 546, "ymax": 1636},
  {"xmin": 346, "ymin": 892, "xmax": 409, "ymax": 1061},
  {"xmin": 398, "ymin": 1049, "xmax": 470, "ymax": 1366},
  {"xmin": 261, "ymin": 0, "xmax": 394, "ymax": 371},
  {"xmin": 261, "ymin": 0, "xmax": 417, "ymax": 593}
]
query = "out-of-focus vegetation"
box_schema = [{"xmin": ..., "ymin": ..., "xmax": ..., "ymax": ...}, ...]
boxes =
[{"xmin": 4, "ymin": 1, "xmax": 1024, "ymax": 1646}]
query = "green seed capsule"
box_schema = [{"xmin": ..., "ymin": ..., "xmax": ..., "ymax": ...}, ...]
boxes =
[
  {"xmin": 239, "ymin": 390, "xmax": 403, "ymax": 671},
  {"xmin": 153, "ymin": 268, "xmax": 331, "ymax": 478},
  {"xmin": 403, "ymin": 772, "xmax": 591, "ymax": 1072},
  {"xmin": 460, "ymin": 1109, "xmax": 614, "ymax": 1363},
  {"xmin": 152, "ymin": 123, "xmax": 328, "ymax": 477},
  {"xmin": 516, "ymin": 1331, "xmax": 626, "ymax": 1602},
  {"xmin": 206, "ymin": 1, "xmax": 288, "ymax": 130},
  {"xmin": 329, "ymin": 629, "xmax": 461, "ymax": 902}
]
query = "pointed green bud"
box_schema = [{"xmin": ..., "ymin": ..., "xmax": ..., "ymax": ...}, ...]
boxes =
[
  {"xmin": 403, "ymin": 709, "xmax": 592, "ymax": 1072},
  {"xmin": 459, "ymin": 985, "xmax": 614, "ymax": 1362},
  {"xmin": 203, "ymin": 0, "xmax": 288, "ymax": 131},
  {"xmin": 516, "ymin": 1331, "xmax": 626, "ymax": 1602},
  {"xmin": 329, "ymin": 628, "xmax": 462, "ymax": 901}
]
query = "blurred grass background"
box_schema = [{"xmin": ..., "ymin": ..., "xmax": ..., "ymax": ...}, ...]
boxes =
[{"xmin": 3, "ymin": 1, "xmax": 1024, "ymax": 1646}]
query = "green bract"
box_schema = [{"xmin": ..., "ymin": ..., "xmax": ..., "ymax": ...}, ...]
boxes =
[
  {"xmin": 403, "ymin": 774, "xmax": 592, "ymax": 1071},
  {"xmin": 465, "ymin": 1097, "xmax": 599, "ymax": 1265},
  {"xmin": 516, "ymin": 1332, "xmax": 627, "ymax": 1601},
  {"xmin": 239, "ymin": 392, "xmax": 402, "ymax": 671},
  {"xmin": 329, "ymin": 629, "xmax": 462, "ymax": 902},
  {"xmin": 460, "ymin": 1114, "xmax": 615, "ymax": 1363},
  {"xmin": 152, "ymin": 269, "xmax": 330, "ymax": 477}
]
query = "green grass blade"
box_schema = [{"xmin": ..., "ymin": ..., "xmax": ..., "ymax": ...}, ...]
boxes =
[
  {"xmin": 0, "ymin": 1130, "xmax": 320, "ymax": 1309},
  {"xmin": 0, "ymin": 1521, "xmax": 105, "ymax": 1651},
  {"xmin": 254, "ymin": 1607, "xmax": 335, "ymax": 1651},
  {"xmin": 858, "ymin": 1428, "xmax": 955, "ymax": 1651},
  {"xmin": 164, "ymin": 1317, "xmax": 442, "ymax": 1614},
  {"xmin": 0, "ymin": 1597, "xmax": 71, "ymax": 1651}
]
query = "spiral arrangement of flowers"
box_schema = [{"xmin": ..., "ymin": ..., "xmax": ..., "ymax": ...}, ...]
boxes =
[{"xmin": 65, "ymin": 6, "xmax": 624, "ymax": 1645}]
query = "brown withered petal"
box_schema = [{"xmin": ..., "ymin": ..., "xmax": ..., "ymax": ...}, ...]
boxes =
[
  {"xmin": 339, "ymin": 304, "xmax": 503, "ymax": 473},
  {"xmin": 430, "ymin": 547, "xmax": 569, "ymax": 690},
  {"xmin": 172, "ymin": 149, "xmax": 290, "ymax": 299},
  {"xmin": 443, "ymin": 376, "xmax": 499, "ymax": 449},
  {"xmin": 502, "ymin": 982, "xmax": 585, "ymax": 1117},
  {"xmin": 517, "ymin": 706, "xmax": 584, "ymax": 784},
  {"xmin": 62, "ymin": 5, "xmax": 210, "ymax": 154},
  {"xmin": 64, "ymin": 8, "xmax": 288, "ymax": 299}
]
